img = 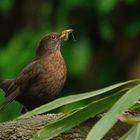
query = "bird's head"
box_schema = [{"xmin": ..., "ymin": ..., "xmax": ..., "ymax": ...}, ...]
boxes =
[{"xmin": 36, "ymin": 29, "xmax": 73, "ymax": 57}]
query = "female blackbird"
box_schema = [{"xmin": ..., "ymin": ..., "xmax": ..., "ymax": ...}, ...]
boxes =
[{"xmin": 0, "ymin": 29, "xmax": 73, "ymax": 111}]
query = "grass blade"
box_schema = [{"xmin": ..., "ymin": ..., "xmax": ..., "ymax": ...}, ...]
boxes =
[
  {"xmin": 32, "ymin": 90, "xmax": 124, "ymax": 140},
  {"xmin": 18, "ymin": 80, "xmax": 138, "ymax": 119},
  {"xmin": 120, "ymin": 124, "xmax": 140, "ymax": 140},
  {"xmin": 86, "ymin": 84, "xmax": 140, "ymax": 140}
]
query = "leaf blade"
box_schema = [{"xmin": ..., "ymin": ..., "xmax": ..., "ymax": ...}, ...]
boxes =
[
  {"xmin": 32, "ymin": 90, "xmax": 124, "ymax": 140},
  {"xmin": 120, "ymin": 124, "xmax": 140, "ymax": 140},
  {"xmin": 86, "ymin": 84, "xmax": 140, "ymax": 140},
  {"xmin": 18, "ymin": 80, "xmax": 139, "ymax": 119}
]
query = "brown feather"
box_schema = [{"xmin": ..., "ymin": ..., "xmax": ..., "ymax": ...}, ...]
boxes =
[{"xmin": 0, "ymin": 30, "xmax": 72, "ymax": 111}]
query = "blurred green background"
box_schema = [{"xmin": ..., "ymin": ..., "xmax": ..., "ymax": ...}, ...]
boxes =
[{"xmin": 0, "ymin": 0, "xmax": 140, "ymax": 121}]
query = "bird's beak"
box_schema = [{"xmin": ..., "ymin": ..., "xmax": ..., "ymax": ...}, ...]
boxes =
[{"xmin": 59, "ymin": 29, "xmax": 74, "ymax": 41}]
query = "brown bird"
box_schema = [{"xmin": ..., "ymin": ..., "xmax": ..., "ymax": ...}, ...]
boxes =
[{"xmin": 0, "ymin": 29, "xmax": 73, "ymax": 111}]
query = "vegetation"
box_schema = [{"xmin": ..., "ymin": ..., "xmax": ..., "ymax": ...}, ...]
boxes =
[
  {"xmin": 0, "ymin": 0, "xmax": 140, "ymax": 139},
  {"xmin": 18, "ymin": 80, "xmax": 140, "ymax": 139}
]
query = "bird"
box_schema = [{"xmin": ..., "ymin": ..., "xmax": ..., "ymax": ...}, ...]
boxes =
[{"xmin": 0, "ymin": 29, "xmax": 73, "ymax": 111}]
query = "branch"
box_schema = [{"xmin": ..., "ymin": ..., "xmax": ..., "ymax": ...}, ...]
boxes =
[{"xmin": 0, "ymin": 113, "xmax": 130, "ymax": 140}]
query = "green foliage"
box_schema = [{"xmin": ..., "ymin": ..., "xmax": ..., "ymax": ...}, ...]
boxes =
[
  {"xmin": 124, "ymin": 19, "xmax": 140, "ymax": 37},
  {"xmin": 120, "ymin": 124, "xmax": 140, "ymax": 140},
  {"xmin": 16, "ymin": 80, "xmax": 140, "ymax": 139},
  {"xmin": 18, "ymin": 80, "xmax": 135, "ymax": 119},
  {"xmin": 0, "ymin": 1, "xmax": 140, "ymax": 139},
  {"xmin": 99, "ymin": 20, "xmax": 114, "ymax": 41},
  {"xmin": 32, "ymin": 92, "xmax": 122, "ymax": 140},
  {"xmin": 96, "ymin": 0, "xmax": 118, "ymax": 15},
  {"xmin": 87, "ymin": 84, "xmax": 140, "ymax": 140},
  {"xmin": 0, "ymin": 31, "xmax": 38, "ymax": 77},
  {"xmin": 62, "ymin": 38, "xmax": 92, "ymax": 77},
  {"xmin": 0, "ymin": 0, "xmax": 14, "ymax": 13}
]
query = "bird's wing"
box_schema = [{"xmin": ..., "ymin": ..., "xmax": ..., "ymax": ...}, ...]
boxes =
[
  {"xmin": 7, "ymin": 61, "xmax": 42, "ymax": 95},
  {"xmin": 0, "ymin": 61, "xmax": 42, "ymax": 110}
]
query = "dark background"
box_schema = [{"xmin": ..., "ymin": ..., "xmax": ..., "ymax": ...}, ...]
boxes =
[{"xmin": 0, "ymin": 0, "xmax": 140, "ymax": 121}]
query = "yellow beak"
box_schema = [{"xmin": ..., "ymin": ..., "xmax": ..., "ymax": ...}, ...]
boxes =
[{"xmin": 59, "ymin": 29, "xmax": 74, "ymax": 41}]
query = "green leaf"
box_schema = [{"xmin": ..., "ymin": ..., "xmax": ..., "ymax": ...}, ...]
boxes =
[
  {"xmin": 120, "ymin": 124, "xmax": 140, "ymax": 140},
  {"xmin": 86, "ymin": 84, "xmax": 140, "ymax": 140},
  {"xmin": 65, "ymin": 39, "xmax": 92, "ymax": 77},
  {"xmin": 17, "ymin": 80, "xmax": 138, "ymax": 119},
  {"xmin": 32, "ymin": 90, "xmax": 124, "ymax": 140},
  {"xmin": 0, "ymin": 0, "xmax": 14, "ymax": 13},
  {"xmin": 96, "ymin": 0, "xmax": 118, "ymax": 15}
]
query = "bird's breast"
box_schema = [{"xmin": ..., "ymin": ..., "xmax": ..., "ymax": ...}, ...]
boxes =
[
  {"xmin": 43, "ymin": 58, "xmax": 66, "ymax": 89},
  {"xmin": 18, "ymin": 52, "xmax": 67, "ymax": 110},
  {"xmin": 36, "ymin": 53, "xmax": 67, "ymax": 100}
]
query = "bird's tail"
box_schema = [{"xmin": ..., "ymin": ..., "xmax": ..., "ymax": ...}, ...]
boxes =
[
  {"xmin": 0, "ymin": 79, "xmax": 5, "ymax": 111},
  {"xmin": 0, "ymin": 79, "xmax": 16, "ymax": 112},
  {"xmin": 0, "ymin": 78, "xmax": 6, "ymax": 90},
  {"xmin": 0, "ymin": 100, "xmax": 9, "ymax": 111},
  {"xmin": 0, "ymin": 78, "xmax": 13, "ymax": 92},
  {"xmin": 0, "ymin": 88, "xmax": 19, "ymax": 112}
]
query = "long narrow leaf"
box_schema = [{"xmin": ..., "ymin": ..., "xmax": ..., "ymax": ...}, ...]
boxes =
[
  {"xmin": 120, "ymin": 124, "xmax": 140, "ymax": 140},
  {"xmin": 18, "ymin": 80, "xmax": 139, "ymax": 119},
  {"xmin": 32, "ymin": 90, "xmax": 125, "ymax": 140},
  {"xmin": 86, "ymin": 84, "xmax": 140, "ymax": 140}
]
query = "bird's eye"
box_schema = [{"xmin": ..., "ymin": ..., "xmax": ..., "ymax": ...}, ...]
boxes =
[{"xmin": 51, "ymin": 35, "xmax": 56, "ymax": 40}]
